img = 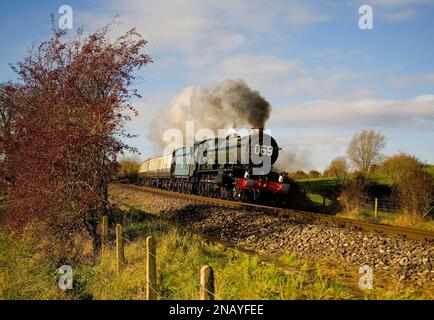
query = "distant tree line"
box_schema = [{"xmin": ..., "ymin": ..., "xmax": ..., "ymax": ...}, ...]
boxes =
[
  {"xmin": 284, "ymin": 129, "xmax": 433, "ymax": 220},
  {"xmin": 115, "ymin": 157, "xmax": 141, "ymax": 182}
]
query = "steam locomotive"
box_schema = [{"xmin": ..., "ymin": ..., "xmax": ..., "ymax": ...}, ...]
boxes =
[{"xmin": 138, "ymin": 128, "xmax": 290, "ymax": 203}]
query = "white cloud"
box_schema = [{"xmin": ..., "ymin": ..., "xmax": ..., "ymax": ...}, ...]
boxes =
[
  {"xmin": 380, "ymin": 8, "xmax": 420, "ymax": 21},
  {"xmin": 70, "ymin": 0, "xmax": 434, "ymax": 168},
  {"xmin": 74, "ymin": 0, "xmax": 334, "ymax": 93},
  {"xmin": 78, "ymin": 0, "xmax": 333, "ymax": 57},
  {"xmin": 387, "ymin": 74, "xmax": 434, "ymax": 89},
  {"xmin": 207, "ymin": 53, "xmax": 316, "ymax": 99},
  {"xmin": 310, "ymin": 49, "xmax": 370, "ymax": 63},
  {"xmin": 269, "ymin": 94, "xmax": 434, "ymax": 170},
  {"xmin": 79, "ymin": 0, "xmax": 216, "ymax": 52},
  {"xmin": 284, "ymin": 4, "xmax": 331, "ymax": 25},
  {"xmin": 270, "ymin": 95, "xmax": 434, "ymax": 128},
  {"xmin": 126, "ymin": 90, "xmax": 178, "ymax": 130},
  {"xmin": 213, "ymin": 53, "xmax": 298, "ymax": 82},
  {"xmin": 204, "ymin": 53, "xmax": 386, "ymax": 100},
  {"xmin": 349, "ymin": 0, "xmax": 434, "ymax": 22},
  {"xmin": 369, "ymin": 0, "xmax": 434, "ymax": 6}
]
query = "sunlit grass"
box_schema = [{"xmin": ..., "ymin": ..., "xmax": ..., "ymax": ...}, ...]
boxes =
[
  {"xmin": 0, "ymin": 231, "xmax": 67, "ymax": 300},
  {"xmin": 89, "ymin": 219, "xmax": 356, "ymax": 300},
  {"xmin": 1, "ymin": 215, "xmax": 432, "ymax": 300},
  {"xmin": 307, "ymin": 193, "xmax": 332, "ymax": 206},
  {"xmin": 336, "ymin": 209, "xmax": 434, "ymax": 231}
]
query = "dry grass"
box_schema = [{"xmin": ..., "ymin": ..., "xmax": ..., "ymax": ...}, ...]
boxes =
[
  {"xmin": 337, "ymin": 209, "xmax": 434, "ymax": 231},
  {"xmin": 1, "ymin": 216, "xmax": 432, "ymax": 300},
  {"xmin": 88, "ymin": 219, "xmax": 356, "ymax": 300}
]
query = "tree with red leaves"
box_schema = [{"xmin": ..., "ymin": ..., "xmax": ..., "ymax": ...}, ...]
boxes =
[{"xmin": 2, "ymin": 23, "xmax": 151, "ymax": 260}]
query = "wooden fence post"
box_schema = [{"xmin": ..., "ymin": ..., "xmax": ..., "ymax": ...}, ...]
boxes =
[
  {"xmin": 146, "ymin": 236, "xmax": 157, "ymax": 300},
  {"xmin": 200, "ymin": 265, "xmax": 215, "ymax": 300},
  {"xmin": 101, "ymin": 215, "xmax": 108, "ymax": 255},
  {"xmin": 374, "ymin": 198, "xmax": 378, "ymax": 219},
  {"xmin": 116, "ymin": 224, "xmax": 125, "ymax": 274}
]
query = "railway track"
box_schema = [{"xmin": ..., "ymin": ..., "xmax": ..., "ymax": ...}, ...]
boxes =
[{"xmin": 118, "ymin": 183, "xmax": 434, "ymax": 242}]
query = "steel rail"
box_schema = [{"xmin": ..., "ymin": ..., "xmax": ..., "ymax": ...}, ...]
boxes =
[{"xmin": 117, "ymin": 183, "xmax": 434, "ymax": 242}]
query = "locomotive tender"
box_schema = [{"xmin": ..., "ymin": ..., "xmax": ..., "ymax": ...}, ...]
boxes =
[{"xmin": 138, "ymin": 128, "xmax": 290, "ymax": 203}]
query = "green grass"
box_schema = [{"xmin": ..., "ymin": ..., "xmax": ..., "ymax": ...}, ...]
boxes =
[
  {"xmin": 296, "ymin": 178, "xmax": 342, "ymax": 196},
  {"xmin": 2, "ymin": 216, "xmax": 432, "ymax": 300},
  {"xmin": 0, "ymin": 230, "xmax": 67, "ymax": 300},
  {"xmin": 298, "ymin": 174, "xmax": 434, "ymax": 230},
  {"xmin": 307, "ymin": 193, "xmax": 332, "ymax": 206},
  {"xmin": 2, "ymin": 220, "xmax": 353, "ymax": 300},
  {"xmin": 88, "ymin": 219, "xmax": 355, "ymax": 300}
]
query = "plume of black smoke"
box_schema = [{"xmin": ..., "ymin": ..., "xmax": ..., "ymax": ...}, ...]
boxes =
[
  {"xmin": 274, "ymin": 148, "xmax": 313, "ymax": 173},
  {"xmin": 149, "ymin": 79, "xmax": 271, "ymax": 150}
]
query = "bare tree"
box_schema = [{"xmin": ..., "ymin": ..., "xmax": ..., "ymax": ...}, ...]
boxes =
[{"xmin": 347, "ymin": 129, "xmax": 385, "ymax": 173}]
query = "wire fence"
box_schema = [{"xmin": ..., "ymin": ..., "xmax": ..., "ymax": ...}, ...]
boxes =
[
  {"xmin": 361, "ymin": 197, "xmax": 434, "ymax": 218},
  {"xmin": 360, "ymin": 197, "xmax": 401, "ymax": 213},
  {"xmin": 145, "ymin": 246, "xmax": 216, "ymax": 300},
  {"xmin": 101, "ymin": 220, "xmax": 216, "ymax": 300}
]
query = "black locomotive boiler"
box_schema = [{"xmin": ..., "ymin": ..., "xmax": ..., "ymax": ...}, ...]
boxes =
[{"xmin": 138, "ymin": 128, "xmax": 290, "ymax": 203}]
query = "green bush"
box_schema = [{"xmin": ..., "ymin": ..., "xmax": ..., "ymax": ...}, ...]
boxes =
[
  {"xmin": 382, "ymin": 154, "xmax": 434, "ymax": 218},
  {"xmin": 116, "ymin": 157, "xmax": 141, "ymax": 182}
]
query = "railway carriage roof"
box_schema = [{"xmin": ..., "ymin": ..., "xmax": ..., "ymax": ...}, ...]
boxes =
[{"xmin": 141, "ymin": 153, "xmax": 172, "ymax": 164}]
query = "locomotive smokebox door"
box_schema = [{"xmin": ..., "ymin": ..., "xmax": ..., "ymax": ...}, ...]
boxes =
[{"xmin": 249, "ymin": 128, "xmax": 279, "ymax": 175}]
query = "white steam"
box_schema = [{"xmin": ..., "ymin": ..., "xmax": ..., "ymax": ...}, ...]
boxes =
[
  {"xmin": 149, "ymin": 79, "xmax": 271, "ymax": 150},
  {"xmin": 274, "ymin": 149, "xmax": 313, "ymax": 173}
]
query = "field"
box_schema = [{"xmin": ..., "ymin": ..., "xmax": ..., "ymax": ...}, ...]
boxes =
[
  {"xmin": 0, "ymin": 218, "xmax": 354, "ymax": 300},
  {"xmin": 1, "ymin": 210, "xmax": 432, "ymax": 300},
  {"xmin": 1, "ymin": 170, "xmax": 433, "ymax": 300},
  {"xmin": 295, "ymin": 172, "xmax": 434, "ymax": 231}
]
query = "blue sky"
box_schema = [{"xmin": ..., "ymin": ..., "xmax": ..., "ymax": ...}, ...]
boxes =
[{"xmin": 1, "ymin": 0, "xmax": 434, "ymax": 171}]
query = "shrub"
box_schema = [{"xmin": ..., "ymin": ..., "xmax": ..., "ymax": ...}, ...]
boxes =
[
  {"xmin": 338, "ymin": 176, "xmax": 368, "ymax": 214},
  {"xmin": 116, "ymin": 157, "xmax": 141, "ymax": 182},
  {"xmin": 395, "ymin": 168, "xmax": 433, "ymax": 218},
  {"xmin": 308, "ymin": 170, "xmax": 321, "ymax": 178},
  {"xmin": 2, "ymin": 23, "xmax": 151, "ymax": 261},
  {"xmin": 382, "ymin": 153, "xmax": 420, "ymax": 184},
  {"xmin": 290, "ymin": 170, "xmax": 308, "ymax": 180},
  {"xmin": 383, "ymin": 153, "xmax": 434, "ymax": 218},
  {"xmin": 323, "ymin": 156, "xmax": 348, "ymax": 180}
]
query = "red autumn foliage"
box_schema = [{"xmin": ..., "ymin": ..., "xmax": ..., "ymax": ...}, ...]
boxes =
[{"xmin": 1, "ymin": 23, "xmax": 151, "ymax": 257}]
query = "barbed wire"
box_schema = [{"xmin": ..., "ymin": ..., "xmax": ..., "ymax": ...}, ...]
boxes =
[
  {"xmin": 117, "ymin": 234, "xmax": 216, "ymax": 299},
  {"xmin": 146, "ymin": 249, "xmax": 216, "ymax": 299},
  {"xmin": 360, "ymin": 197, "xmax": 401, "ymax": 213}
]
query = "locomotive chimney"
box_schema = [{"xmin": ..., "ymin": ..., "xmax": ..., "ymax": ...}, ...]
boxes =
[{"xmin": 252, "ymin": 127, "xmax": 264, "ymax": 136}]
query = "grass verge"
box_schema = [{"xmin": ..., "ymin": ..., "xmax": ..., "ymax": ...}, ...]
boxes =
[
  {"xmin": 87, "ymin": 218, "xmax": 356, "ymax": 300},
  {"xmin": 1, "ymin": 211, "xmax": 432, "ymax": 300}
]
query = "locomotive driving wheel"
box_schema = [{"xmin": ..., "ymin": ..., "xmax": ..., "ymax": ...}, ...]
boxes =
[{"xmin": 233, "ymin": 188, "xmax": 249, "ymax": 202}]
